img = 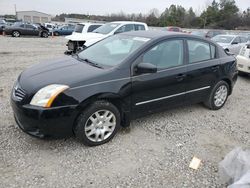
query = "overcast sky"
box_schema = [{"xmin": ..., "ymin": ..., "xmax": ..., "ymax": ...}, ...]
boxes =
[{"xmin": 0, "ymin": 0, "xmax": 249, "ymax": 16}]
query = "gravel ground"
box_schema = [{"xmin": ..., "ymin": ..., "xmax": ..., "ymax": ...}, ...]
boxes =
[{"xmin": 0, "ymin": 35, "xmax": 250, "ymax": 188}]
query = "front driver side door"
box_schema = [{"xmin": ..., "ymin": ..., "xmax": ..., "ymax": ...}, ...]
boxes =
[{"xmin": 131, "ymin": 39, "xmax": 187, "ymax": 118}]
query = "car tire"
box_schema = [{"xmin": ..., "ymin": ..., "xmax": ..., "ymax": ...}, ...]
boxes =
[
  {"xmin": 41, "ymin": 32, "xmax": 48, "ymax": 38},
  {"xmin": 204, "ymin": 81, "xmax": 229, "ymax": 110},
  {"xmin": 12, "ymin": 31, "xmax": 20, "ymax": 37},
  {"xmin": 74, "ymin": 100, "xmax": 121, "ymax": 146}
]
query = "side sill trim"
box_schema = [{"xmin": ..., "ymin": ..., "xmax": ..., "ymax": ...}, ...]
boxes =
[{"xmin": 135, "ymin": 86, "xmax": 211, "ymax": 106}]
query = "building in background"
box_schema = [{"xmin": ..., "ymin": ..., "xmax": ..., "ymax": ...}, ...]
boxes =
[{"xmin": 16, "ymin": 11, "xmax": 52, "ymax": 23}]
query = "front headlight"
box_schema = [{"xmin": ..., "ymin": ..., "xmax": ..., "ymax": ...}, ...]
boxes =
[{"xmin": 30, "ymin": 84, "xmax": 69, "ymax": 108}]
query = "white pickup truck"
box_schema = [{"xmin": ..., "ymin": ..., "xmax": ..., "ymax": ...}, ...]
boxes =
[{"xmin": 65, "ymin": 21, "xmax": 148, "ymax": 54}]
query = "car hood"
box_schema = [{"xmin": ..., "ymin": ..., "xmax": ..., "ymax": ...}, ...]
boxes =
[
  {"xmin": 19, "ymin": 56, "xmax": 108, "ymax": 93},
  {"xmin": 65, "ymin": 32, "xmax": 106, "ymax": 41}
]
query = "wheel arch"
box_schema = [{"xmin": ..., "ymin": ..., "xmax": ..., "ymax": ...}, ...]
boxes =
[
  {"xmin": 221, "ymin": 78, "xmax": 232, "ymax": 95},
  {"xmin": 73, "ymin": 92, "xmax": 131, "ymax": 130}
]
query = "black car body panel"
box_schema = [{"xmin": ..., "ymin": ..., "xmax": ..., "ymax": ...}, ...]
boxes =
[
  {"xmin": 11, "ymin": 31, "xmax": 238, "ymax": 138},
  {"xmin": 5, "ymin": 22, "xmax": 48, "ymax": 37}
]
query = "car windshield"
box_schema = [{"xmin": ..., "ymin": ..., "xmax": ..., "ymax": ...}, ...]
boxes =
[
  {"xmin": 74, "ymin": 24, "xmax": 85, "ymax": 33},
  {"xmin": 92, "ymin": 23, "xmax": 121, "ymax": 34},
  {"xmin": 212, "ymin": 35, "xmax": 234, "ymax": 43},
  {"xmin": 78, "ymin": 34, "xmax": 150, "ymax": 67}
]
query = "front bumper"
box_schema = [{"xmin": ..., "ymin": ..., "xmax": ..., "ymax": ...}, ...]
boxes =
[
  {"xmin": 11, "ymin": 99, "xmax": 78, "ymax": 138},
  {"xmin": 237, "ymin": 55, "xmax": 250, "ymax": 73}
]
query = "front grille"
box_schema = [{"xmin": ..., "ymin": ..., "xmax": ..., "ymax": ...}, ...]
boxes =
[{"xmin": 13, "ymin": 84, "xmax": 26, "ymax": 102}]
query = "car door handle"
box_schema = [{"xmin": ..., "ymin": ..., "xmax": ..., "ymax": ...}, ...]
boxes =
[
  {"xmin": 211, "ymin": 66, "xmax": 219, "ymax": 72},
  {"xmin": 175, "ymin": 74, "xmax": 186, "ymax": 81}
]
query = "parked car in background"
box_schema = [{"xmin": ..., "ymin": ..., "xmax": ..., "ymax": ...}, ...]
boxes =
[
  {"xmin": 65, "ymin": 23, "xmax": 103, "ymax": 52},
  {"xmin": 162, "ymin": 26, "xmax": 182, "ymax": 32},
  {"xmin": 237, "ymin": 43, "xmax": 250, "ymax": 75},
  {"xmin": 71, "ymin": 23, "xmax": 103, "ymax": 35},
  {"xmin": 4, "ymin": 22, "xmax": 49, "ymax": 37},
  {"xmin": 44, "ymin": 23, "xmax": 56, "ymax": 32},
  {"xmin": 191, "ymin": 30, "xmax": 225, "ymax": 38},
  {"xmin": 211, "ymin": 34, "xmax": 248, "ymax": 55},
  {"xmin": 51, "ymin": 25, "xmax": 75, "ymax": 36},
  {"xmin": 65, "ymin": 21, "xmax": 148, "ymax": 54},
  {"xmin": 0, "ymin": 19, "xmax": 6, "ymax": 34},
  {"xmin": 11, "ymin": 31, "xmax": 237, "ymax": 146}
]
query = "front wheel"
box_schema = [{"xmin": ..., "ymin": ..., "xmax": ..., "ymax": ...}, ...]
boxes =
[
  {"xmin": 74, "ymin": 101, "xmax": 120, "ymax": 146},
  {"xmin": 41, "ymin": 32, "xmax": 48, "ymax": 38},
  {"xmin": 204, "ymin": 81, "xmax": 229, "ymax": 110}
]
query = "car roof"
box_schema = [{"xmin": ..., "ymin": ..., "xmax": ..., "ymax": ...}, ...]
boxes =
[
  {"xmin": 78, "ymin": 22, "xmax": 104, "ymax": 25},
  {"xmin": 111, "ymin": 21, "xmax": 147, "ymax": 25},
  {"xmin": 216, "ymin": 34, "xmax": 238, "ymax": 37},
  {"xmin": 121, "ymin": 30, "xmax": 189, "ymax": 39}
]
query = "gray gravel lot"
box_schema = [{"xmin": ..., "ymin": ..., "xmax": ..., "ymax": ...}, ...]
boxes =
[{"xmin": 0, "ymin": 35, "xmax": 250, "ymax": 188}]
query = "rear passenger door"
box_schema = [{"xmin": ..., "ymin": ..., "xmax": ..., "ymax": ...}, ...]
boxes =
[
  {"xmin": 25, "ymin": 24, "xmax": 39, "ymax": 36},
  {"xmin": 185, "ymin": 39, "xmax": 220, "ymax": 104}
]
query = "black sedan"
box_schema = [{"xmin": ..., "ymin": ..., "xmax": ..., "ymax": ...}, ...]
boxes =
[
  {"xmin": 11, "ymin": 31, "xmax": 238, "ymax": 146},
  {"xmin": 5, "ymin": 22, "xmax": 49, "ymax": 37}
]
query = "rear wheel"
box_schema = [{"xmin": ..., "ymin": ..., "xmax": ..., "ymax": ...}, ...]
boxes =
[
  {"xmin": 74, "ymin": 101, "xmax": 120, "ymax": 146},
  {"xmin": 204, "ymin": 81, "xmax": 229, "ymax": 110},
  {"xmin": 12, "ymin": 31, "xmax": 20, "ymax": 37}
]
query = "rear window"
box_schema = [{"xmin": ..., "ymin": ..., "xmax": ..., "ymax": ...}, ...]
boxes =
[
  {"xmin": 74, "ymin": 24, "xmax": 85, "ymax": 33},
  {"xmin": 87, "ymin": 25, "xmax": 101, "ymax": 32},
  {"xmin": 135, "ymin": 24, "xmax": 145, "ymax": 31}
]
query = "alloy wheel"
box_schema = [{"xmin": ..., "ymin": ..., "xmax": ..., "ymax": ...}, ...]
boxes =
[
  {"xmin": 84, "ymin": 110, "xmax": 116, "ymax": 142},
  {"xmin": 13, "ymin": 31, "xmax": 20, "ymax": 37},
  {"xmin": 214, "ymin": 85, "xmax": 228, "ymax": 107}
]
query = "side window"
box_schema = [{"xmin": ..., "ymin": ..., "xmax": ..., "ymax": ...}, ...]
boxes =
[
  {"xmin": 187, "ymin": 40, "xmax": 212, "ymax": 63},
  {"xmin": 134, "ymin": 24, "xmax": 145, "ymax": 31},
  {"xmin": 116, "ymin": 24, "xmax": 135, "ymax": 33},
  {"xmin": 211, "ymin": 45, "xmax": 216, "ymax": 59},
  {"xmin": 240, "ymin": 37, "xmax": 248, "ymax": 43},
  {"xmin": 233, "ymin": 37, "xmax": 240, "ymax": 44},
  {"xmin": 87, "ymin": 25, "xmax": 101, "ymax": 32},
  {"xmin": 26, "ymin": 24, "xmax": 35, "ymax": 29},
  {"xmin": 142, "ymin": 40, "xmax": 184, "ymax": 69},
  {"xmin": 20, "ymin": 24, "xmax": 25, "ymax": 28}
]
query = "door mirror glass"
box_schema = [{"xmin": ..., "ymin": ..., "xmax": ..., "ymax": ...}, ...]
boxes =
[{"xmin": 136, "ymin": 63, "xmax": 157, "ymax": 74}]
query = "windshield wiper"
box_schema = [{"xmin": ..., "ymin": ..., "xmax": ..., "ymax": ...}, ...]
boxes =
[
  {"xmin": 73, "ymin": 54, "xmax": 103, "ymax": 69},
  {"xmin": 83, "ymin": 58, "xmax": 103, "ymax": 69}
]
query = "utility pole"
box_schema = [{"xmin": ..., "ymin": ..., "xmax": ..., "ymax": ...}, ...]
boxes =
[{"xmin": 14, "ymin": 4, "xmax": 17, "ymax": 19}]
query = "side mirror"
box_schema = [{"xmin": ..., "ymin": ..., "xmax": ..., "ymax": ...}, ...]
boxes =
[{"xmin": 136, "ymin": 63, "xmax": 157, "ymax": 74}]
